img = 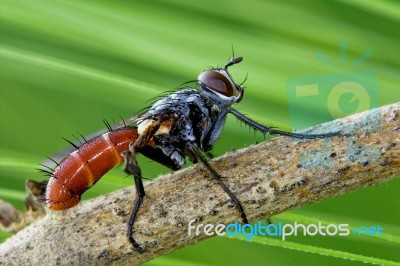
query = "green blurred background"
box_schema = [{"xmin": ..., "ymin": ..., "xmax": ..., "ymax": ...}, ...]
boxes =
[{"xmin": 1, "ymin": 0, "xmax": 399, "ymax": 265}]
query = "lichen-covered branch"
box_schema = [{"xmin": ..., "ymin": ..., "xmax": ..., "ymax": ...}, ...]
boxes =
[{"xmin": 0, "ymin": 103, "xmax": 399, "ymax": 265}]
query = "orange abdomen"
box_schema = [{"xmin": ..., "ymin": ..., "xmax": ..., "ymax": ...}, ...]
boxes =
[{"xmin": 46, "ymin": 127, "xmax": 139, "ymax": 210}]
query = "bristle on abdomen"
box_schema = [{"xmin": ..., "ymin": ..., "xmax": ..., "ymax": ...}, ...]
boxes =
[{"xmin": 46, "ymin": 127, "xmax": 139, "ymax": 210}]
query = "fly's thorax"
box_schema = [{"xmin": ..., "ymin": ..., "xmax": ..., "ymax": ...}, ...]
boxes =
[
  {"xmin": 211, "ymin": 104, "xmax": 221, "ymax": 114},
  {"xmin": 137, "ymin": 118, "xmax": 174, "ymax": 136},
  {"xmin": 152, "ymin": 89, "xmax": 198, "ymax": 108}
]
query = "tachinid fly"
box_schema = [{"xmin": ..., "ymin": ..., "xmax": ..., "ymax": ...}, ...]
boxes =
[{"xmin": 44, "ymin": 56, "xmax": 338, "ymax": 252}]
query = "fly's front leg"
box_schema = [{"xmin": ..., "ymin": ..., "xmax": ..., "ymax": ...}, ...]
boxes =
[
  {"xmin": 229, "ymin": 108, "xmax": 340, "ymax": 139},
  {"xmin": 185, "ymin": 143, "xmax": 248, "ymax": 224},
  {"xmin": 122, "ymin": 120, "xmax": 161, "ymax": 253}
]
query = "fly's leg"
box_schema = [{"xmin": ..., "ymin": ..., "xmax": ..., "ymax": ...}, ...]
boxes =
[
  {"xmin": 123, "ymin": 148, "xmax": 145, "ymax": 253},
  {"xmin": 185, "ymin": 143, "xmax": 248, "ymax": 224},
  {"xmin": 122, "ymin": 120, "xmax": 161, "ymax": 253},
  {"xmin": 229, "ymin": 108, "xmax": 340, "ymax": 139}
]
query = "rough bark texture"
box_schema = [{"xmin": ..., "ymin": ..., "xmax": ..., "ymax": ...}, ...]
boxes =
[{"xmin": 0, "ymin": 103, "xmax": 399, "ymax": 265}]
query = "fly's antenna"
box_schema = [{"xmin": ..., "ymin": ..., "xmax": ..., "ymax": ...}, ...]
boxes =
[
  {"xmin": 224, "ymin": 45, "xmax": 242, "ymax": 69},
  {"xmin": 224, "ymin": 56, "xmax": 243, "ymax": 69}
]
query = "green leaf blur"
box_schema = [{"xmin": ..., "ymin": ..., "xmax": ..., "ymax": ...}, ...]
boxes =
[{"xmin": 1, "ymin": 0, "xmax": 399, "ymax": 265}]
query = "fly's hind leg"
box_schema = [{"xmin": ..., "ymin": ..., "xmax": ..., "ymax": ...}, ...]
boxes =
[{"xmin": 122, "ymin": 119, "xmax": 161, "ymax": 253}]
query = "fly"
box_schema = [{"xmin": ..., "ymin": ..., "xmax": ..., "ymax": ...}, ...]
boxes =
[{"xmin": 44, "ymin": 56, "xmax": 339, "ymax": 252}]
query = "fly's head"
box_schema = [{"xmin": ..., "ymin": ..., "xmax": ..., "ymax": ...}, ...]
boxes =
[{"xmin": 198, "ymin": 56, "xmax": 244, "ymax": 107}]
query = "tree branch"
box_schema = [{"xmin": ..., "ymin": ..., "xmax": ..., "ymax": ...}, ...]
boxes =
[{"xmin": 1, "ymin": 103, "xmax": 399, "ymax": 265}]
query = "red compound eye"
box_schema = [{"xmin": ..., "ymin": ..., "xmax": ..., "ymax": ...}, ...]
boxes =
[{"xmin": 198, "ymin": 70, "xmax": 237, "ymax": 97}]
